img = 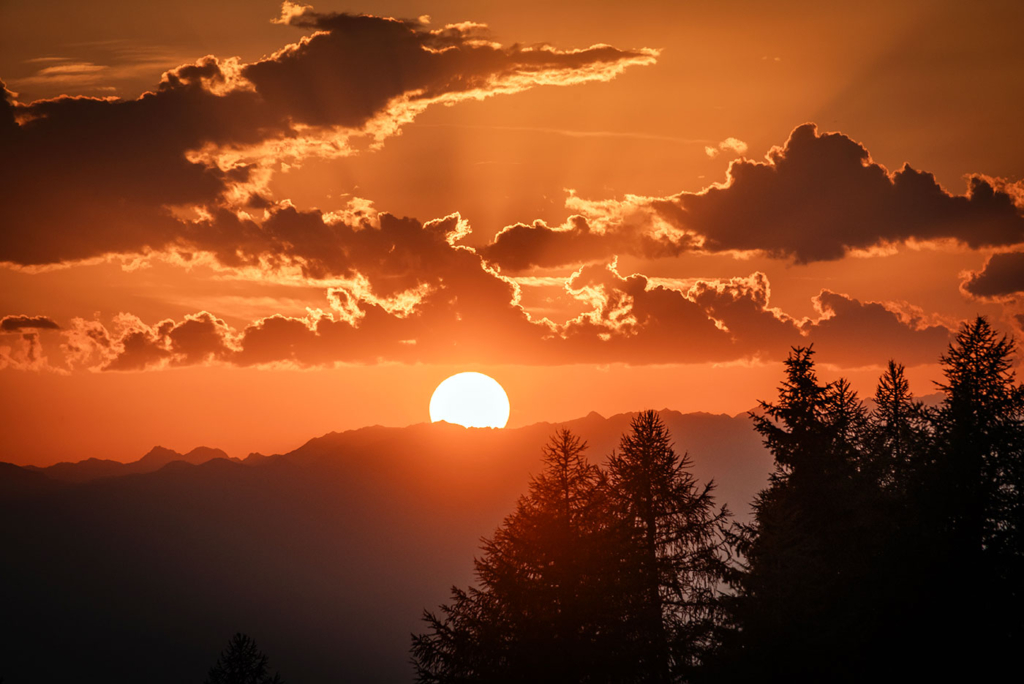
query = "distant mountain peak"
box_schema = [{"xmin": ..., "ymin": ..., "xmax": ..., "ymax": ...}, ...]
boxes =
[
  {"xmin": 22, "ymin": 444, "xmax": 231, "ymax": 484},
  {"xmin": 138, "ymin": 445, "xmax": 227, "ymax": 468},
  {"xmin": 139, "ymin": 446, "xmax": 182, "ymax": 465},
  {"xmin": 182, "ymin": 446, "xmax": 229, "ymax": 463}
]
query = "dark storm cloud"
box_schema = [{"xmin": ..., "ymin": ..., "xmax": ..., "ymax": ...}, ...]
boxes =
[
  {"xmin": 960, "ymin": 251, "xmax": 1024, "ymax": 299},
  {"xmin": 0, "ymin": 8, "xmax": 655, "ymax": 268},
  {"xmin": 480, "ymin": 124, "xmax": 1024, "ymax": 272},
  {"xmin": 0, "ymin": 315, "xmax": 60, "ymax": 332}
]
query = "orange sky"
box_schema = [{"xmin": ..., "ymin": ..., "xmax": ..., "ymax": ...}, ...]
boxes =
[{"xmin": 2, "ymin": 0, "xmax": 1023, "ymax": 466}]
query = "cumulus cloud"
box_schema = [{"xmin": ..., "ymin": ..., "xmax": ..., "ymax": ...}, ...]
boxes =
[
  {"xmin": 480, "ymin": 123, "xmax": 1024, "ymax": 271},
  {"xmin": 100, "ymin": 312, "xmax": 237, "ymax": 371},
  {"xmin": 687, "ymin": 272, "xmax": 798, "ymax": 349},
  {"xmin": 481, "ymin": 193, "xmax": 697, "ymax": 270},
  {"xmin": 0, "ymin": 314, "xmax": 61, "ymax": 371},
  {"xmin": 0, "ymin": 20, "xmax": 972, "ymax": 376},
  {"xmin": 556, "ymin": 263, "xmax": 786, "ymax": 363},
  {"xmin": 801, "ymin": 291, "xmax": 952, "ymax": 366},
  {"xmin": 561, "ymin": 263, "xmax": 723, "ymax": 353},
  {"xmin": 717, "ymin": 137, "xmax": 747, "ymax": 155},
  {"xmin": 177, "ymin": 204, "xmax": 475, "ymax": 288},
  {"xmin": 0, "ymin": 315, "xmax": 60, "ymax": 332},
  {"xmin": 0, "ymin": 332, "xmax": 48, "ymax": 371},
  {"xmin": 39, "ymin": 262, "xmax": 951, "ymax": 371},
  {"xmin": 673, "ymin": 124, "xmax": 1024, "ymax": 262},
  {"xmin": 960, "ymin": 251, "xmax": 1024, "ymax": 300},
  {"xmin": 704, "ymin": 137, "xmax": 746, "ymax": 159},
  {"xmin": 0, "ymin": 6, "xmax": 656, "ymax": 268}
]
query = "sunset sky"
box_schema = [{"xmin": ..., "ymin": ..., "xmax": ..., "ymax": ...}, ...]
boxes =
[{"xmin": 2, "ymin": 0, "xmax": 1023, "ymax": 466}]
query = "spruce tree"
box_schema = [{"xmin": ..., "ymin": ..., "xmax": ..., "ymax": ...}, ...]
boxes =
[
  {"xmin": 720, "ymin": 347, "xmax": 884, "ymax": 682},
  {"xmin": 867, "ymin": 360, "xmax": 932, "ymax": 493},
  {"xmin": 606, "ymin": 410, "xmax": 728, "ymax": 683},
  {"xmin": 205, "ymin": 633, "xmax": 283, "ymax": 684},
  {"xmin": 412, "ymin": 429, "xmax": 628, "ymax": 683},
  {"xmin": 929, "ymin": 317, "xmax": 1024, "ymax": 671},
  {"xmin": 934, "ymin": 317, "xmax": 1023, "ymax": 561}
]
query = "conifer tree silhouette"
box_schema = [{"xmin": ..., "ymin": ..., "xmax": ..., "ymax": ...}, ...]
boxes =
[
  {"xmin": 926, "ymin": 317, "xmax": 1024, "ymax": 673},
  {"xmin": 866, "ymin": 360, "xmax": 932, "ymax": 493},
  {"xmin": 935, "ymin": 317, "xmax": 1023, "ymax": 561},
  {"xmin": 719, "ymin": 346, "xmax": 888, "ymax": 681},
  {"xmin": 716, "ymin": 323, "xmax": 1024, "ymax": 681},
  {"xmin": 205, "ymin": 633, "xmax": 284, "ymax": 684},
  {"xmin": 412, "ymin": 429, "xmax": 628, "ymax": 683},
  {"xmin": 607, "ymin": 410, "xmax": 728, "ymax": 683}
]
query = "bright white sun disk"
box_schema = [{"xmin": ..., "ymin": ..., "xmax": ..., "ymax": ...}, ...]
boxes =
[{"xmin": 429, "ymin": 372, "xmax": 510, "ymax": 428}]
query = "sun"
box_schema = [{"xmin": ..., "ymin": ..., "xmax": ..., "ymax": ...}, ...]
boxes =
[{"xmin": 429, "ymin": 372, "xmax": 511, "ymax": 428}]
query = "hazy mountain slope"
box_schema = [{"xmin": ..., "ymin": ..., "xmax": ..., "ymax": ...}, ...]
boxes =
[
  {"xmin": 21, "ymin": 445, "xmax": 231, "ymax": 483},
  {"xmin": 0, "ymin": 411, "xmax": 770, "ymax": 683}
]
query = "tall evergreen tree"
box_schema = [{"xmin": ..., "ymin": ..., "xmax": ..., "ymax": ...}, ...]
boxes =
[
  {"xmin": 934, "ymin": 317, "xmax": 1023, "ymax": 560},
  {"xmin": 719, "ymin": 328, "xmax": 1024, "ymax": 680},
  {"xmin": 719, "ymin": 347, "xmax": 886, "ymax": 682},
  {"xmin": 412, "ymin": 429, "xmax": 629, "ymax": 683},
  {"xmin": 866, "ymin": 360, "xmax": 932, "ymax": 493},
  {"xmin": 606, "ymin": 410, "xmax": 728, "ymax": 683},
  {"xmin": 205, "ymin": 633, "xmax": 283, "ymax": 684},
  {"xmin": 928, "ymin": 317, "xmax": 1024, "ymax": 671}
]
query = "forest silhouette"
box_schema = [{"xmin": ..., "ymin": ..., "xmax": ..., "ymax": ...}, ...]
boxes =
[{"xmin": 412, "ymin": 316, "xmax": 1024, "ymax": 682}]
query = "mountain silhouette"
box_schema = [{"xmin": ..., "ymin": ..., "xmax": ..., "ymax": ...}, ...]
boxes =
[
  {"xmin": 20, "ymin": 445, "xmax": 231, "ymax": 483},
  {"xmin": 0, "ymin": 410, "xmax": 769, "ymax": 683}
]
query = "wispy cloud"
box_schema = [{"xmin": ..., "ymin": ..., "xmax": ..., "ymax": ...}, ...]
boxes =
[{"xmin": 13, "ymin": 44, "xmax": 190, "ymax": 96}]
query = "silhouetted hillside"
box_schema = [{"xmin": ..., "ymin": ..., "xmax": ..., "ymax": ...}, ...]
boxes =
[
  {"xmin": 19, "ymin": 445, "xmax": 231, "ymax": 483},
  {"xmin": 0, "ymin": 411, "xmax": 769, "ymax": 683},
  {"xmin": 0, "ymin": 460, "xmax": 58, "ymax": 499}
]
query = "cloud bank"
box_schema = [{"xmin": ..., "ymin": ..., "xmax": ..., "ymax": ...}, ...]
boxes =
[
  {"xmin": 0, "ymin": 6, "xmax": 655, "ymax": 268},
  {"xmin": 24, "ymin": 257, "xmax": 950, "ymax": 372},
  {"xmin": 961, "ymin": 251, "xmax": 1024, "ymax": 300},
  {"xmin": 0, "ymin": 9, "xmax": 987, "ymax": 373},
  {"xmin": 481, "ymin": 124, "xmax": 1024, "ymax": 270}
]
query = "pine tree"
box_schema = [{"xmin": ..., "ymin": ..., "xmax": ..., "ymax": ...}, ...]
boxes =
[
  {"xmin": 720, "ymin": 346, "xmax": 885, "ymax": 681},
  {"xmin": 205, "ymin": 633, "xmax": 283, "ymax": 684},
  {"xmin": 412, "ymin": 429, "xmax": 629, "ymax": 683},
  {"xmin": 606, "ymin": 410, "xmax": 728, "ymax": 683},
  {"xmin": 935, "ymin": 317, "xmax": 1023, "ymax": 560},
  {"xmin": 716, "ymin": 329, "xmax": 1024, "ymax": 680},
  {"xmin": 928, "ymin": 317, "xmax": 1024, "ymax": 671},
  {"xmin": 866, "ymin": 360, "xmax": 932, "ymax": 493}
]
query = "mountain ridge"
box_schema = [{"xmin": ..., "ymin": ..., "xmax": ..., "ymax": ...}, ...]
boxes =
[
  {"xmin": 4, "ymin": 408, "xmax": 750, "ymax": 479},
  {"xmin": 0, "ymin": 408, "xmax": 770, "ymax": 683}
]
